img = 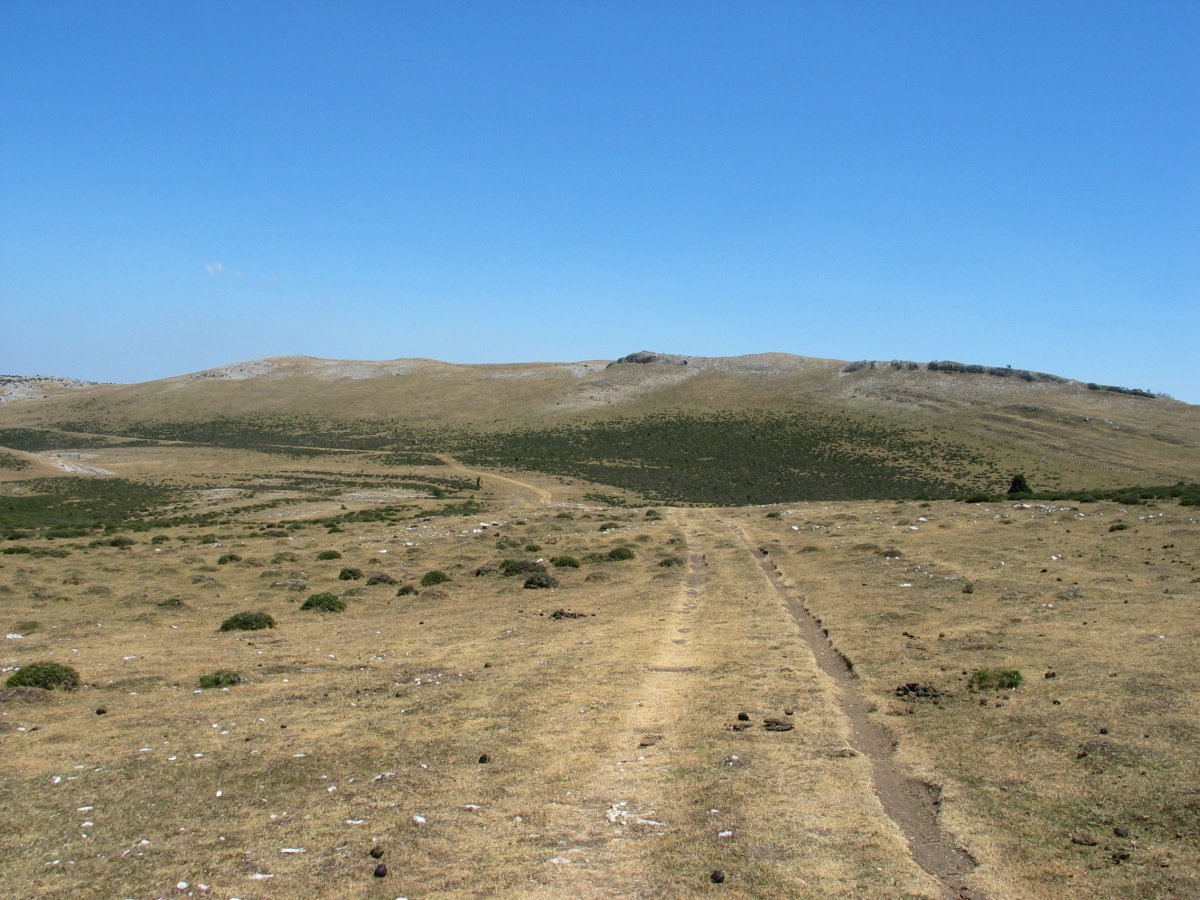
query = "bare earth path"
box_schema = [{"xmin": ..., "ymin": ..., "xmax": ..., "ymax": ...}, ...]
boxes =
[
  {"xmin": 720, "ymin": 513, "xmax": 982, "ymax": 899},
  {"xmin": 538, "ymin": 509, "xmax": 952, "ymax": 897},
  {"xmin": 437, "ymin": 453, "xmax": 553, "ymax": 504}
]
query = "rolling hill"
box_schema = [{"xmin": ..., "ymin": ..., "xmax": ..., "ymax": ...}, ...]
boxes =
[{"xmin": 0, "ymin": 352, "xmax": 1196, "ymax": 503}]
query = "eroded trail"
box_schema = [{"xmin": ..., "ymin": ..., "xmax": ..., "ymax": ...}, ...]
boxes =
[
  {"xmin": 547, "ymin": 510, "xmax": 942, "ymax": 898},
  {"xmin": 721, "ymin": 515, "xmax": 982, "ymax": 899},
  {"xmin": 436, "ymin": 453, "xmax": 553, "ymax": 504}
]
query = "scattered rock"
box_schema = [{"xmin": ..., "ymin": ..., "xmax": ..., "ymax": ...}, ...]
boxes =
[
  {"xmin": 1071, "ymin": 832, "xmax": 1099, "ymax": 846},
  {"xmin": 711, "ymin": 869, "xmax": 725, "ymax": 884},
  {"xmin": 895, "ymin": 683, "xmax": 942, "ymax": 700},
  {"xmin": 1114, "ymin": 826, "xmax": 1130, "ymax": 838},
  {"xmin": 736, "ymin": 711, "xmax": 750, "ymax": 722},
  {"xmin": 762, "ymin": 718, "xmax": 794, "ymax": 732},
  {"xmin": 479, "ymin": 753, "xmax": 491, "ymax": 764},
  {"xmin": 638, "ymin": 734, "xmax": 662, "ymax": 748},
  {"xmin": 373, "ymin": 863, "xmax": 388, "ymax": 877},
  {"xmin": 369, "ymin": 846, "xmax": 384, "ymax": 859}
]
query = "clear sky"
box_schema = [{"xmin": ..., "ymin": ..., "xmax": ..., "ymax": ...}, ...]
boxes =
[{"xmin": 2, "ymin": 2, "xmax": 1197, "ymax": 401}]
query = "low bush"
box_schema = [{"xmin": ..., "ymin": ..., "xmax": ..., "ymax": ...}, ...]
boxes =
[
  {"xmin": 217, "ymin": 553, "xmax": 242, "ymax": 565},
  {"xmin": 198, "ymin": 669, "xmax": 242, "ymax": 689},
  {"xmin": 339, "ymin": 567, "xmax": 364, "ymax": 580},
  {"xmin": 598, "ymin": 522, "xmax": 620, "ymax": 532},
  {"xmin": 219, "ymin": 611, "xmax": 275, "ymax": 631},
  {"xmin": 967, "ymin": 668, "xmax": 1023, "ymax": 691},
  {"xmin": 607, "ymin": 546, "xmax": 635, "ymax": 561},
  {"xmin": 366, "ymin": 572, "xmax": 397, "ymax": 585},
  {"xmin": 524, "ymin": 572, "xmax": 559, "ymax": 589},
  {"xmin": 157, "ymin": 597, "xmax": 184, "ymax": 607},
  {"xmin": 5, "ymin": 661, "xmax": 81, "ymax": 690},
  {"xmin": 316, "ymin": 549, "xmax": 342, "ymax": 560},
  {"xmin": 657, "ymin": 555, "xmax": 685, "ymax": 568},
  {"xmin": 199, "ymin": 534, "xmax": 219, "ymax": 544},
  {"xmin": 396, "ymin": 584, "xmax": 417, "ymax": 596},
  {"xmin": 525, "ymin": 543, "xmax": 542, "ymax": 552},
  {"xmin": 1108, "ymin": 522, "xmax": 1130, "ymax": 532},
  {"xmin": 499, "ymin": 559, "xmax": 544, "ymax": 577},
  {"xmin": 420, "ymin": 570, "xmax": 450, "ymax": 586},
  {"xmin": 550, "ymin": 555, "xmax": 580, "ymax": 568},
  {"xmin": 301, "ymin": 592, "xmax": 345, "ymax": 612}
]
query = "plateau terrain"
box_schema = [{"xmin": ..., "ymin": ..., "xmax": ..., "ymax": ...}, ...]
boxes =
[{"xmin": 0, "ymin": 353, "xmax": 1197, "ymax": 898}]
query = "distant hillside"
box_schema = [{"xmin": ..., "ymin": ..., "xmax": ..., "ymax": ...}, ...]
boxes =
[{"xmin": 0, "ymin": 352, "xmax": 1196, "ymax": 503}]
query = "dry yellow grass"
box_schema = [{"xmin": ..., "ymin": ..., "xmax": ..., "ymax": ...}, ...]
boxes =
[{"xmin": 1, "ymin": 442, "xmax": 1198, "ymax": 898}]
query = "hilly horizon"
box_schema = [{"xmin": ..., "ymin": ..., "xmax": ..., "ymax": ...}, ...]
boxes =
[{"xmin": 2, "ymin": 350, "xmax": 1197, "ymax": 505}]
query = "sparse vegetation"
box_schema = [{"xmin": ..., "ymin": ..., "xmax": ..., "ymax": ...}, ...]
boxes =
[
  {"xmin": 550, "ymin": 555, "xmax": 580, "ymax": 568},
  {"xmin": 217, "ymin": 552, "xmax": 241, "ymax": 564},
  {"xmin": 499, "ymin": 559, "xmax": 545, "ymax": 577},
  {"xmin": 607, "ymin": 546, "xmax": 635, "ymax": 561},
  {"xmin": 316, "ymin": 549, "xmax": 342, "ymax": 560},
  {"xmin": 219, "ymin": 611, "xmax": 275, "ymax": 631},
  {"xmin": 338, "ymin": 567, "xmax": 364, "ymax": 580},
  {"xmin": 523, "ymin": 572, "xmax": 559, "ymax": 589},
  {"xmin": 301, "ymin": 592, "xmax": 345, "ymax": 612},
  {"xmin": 420, "ymin": 569, "xmax": 450, "ymax": 586},
  {"xmin": 6, "ymin": 661, "xmax": 81, "ymax": 690},
  {"xmin": 966, "ymin": 668, "xmax": 1023, "ymax": 691},
  {"xmin": 197, "ymin": 669, "xmax": 242, "ymax": 689}
]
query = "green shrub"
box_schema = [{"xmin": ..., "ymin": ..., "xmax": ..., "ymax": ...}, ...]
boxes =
[
  {"xmin": 396, "ymin": 584, "xmax": 417, "ymax": 596},
  {"xmin": 1007, "ymin": 474, "xmax": 1031, "ymax": 495},
  {"xmin": 550, "ymin": 555, "xmax": 580, "ymax": 568},
  {"xmin": 523, "ymin": 572, "xmax": 559, "ymax": 589},
  {"xmin": 657, "ymin": 555, "xmax": 685, "ymax": 568},
  {"xmin": 316, "ymin": 549, "xmax": 342, "ymax": 560},
  {"xmin": 198, "ymin": 669, "xmax": 242, "ymax": 689},
  {"xmin": 219, "ymin": 611, "xmax": 275, "ymax": 631},
  {"xmin": 525, "ymin": 543, "xmax": 542, "ymax": 552},
  {"xmin": 366, "ymin": 572, "xmax": 397, "ymax": 585},
  {"xmin": 607, "ymin": 546, "xmax": 635, "ymax": 561},
  {"xmin": 301, "ymin": 592, "xmax": 345, "ymax": 612},
  {"xmin": 1108, "ymin": 522, "xmax": 1129, "ymax": 532},
  {"xmin": 199, "ymin": 534, "xmax": 219, "ymax": 544},
  {"xmin": 499, "ymin": 559, "xmax": 544, "ymax": 577},
  {"xmin": 217, "ymin": 553, "xmax": 242, "ymax": 565},
  {"xmin": 598, "ymin": 522, "xmax": 620, "ymax": 532},
  {"xmin": 967, "ymin": 669, "xmax": 1023, "ymax": 691},
  {"xmin": 157, "ymin": 597, "xmax": 184, "ymax": 608},
  {"xmin": 338, "ymin": 567, "xmax": 364, "ymax": 580},
  {"xmin": 90, "ymin": 535, "xmax": 134, "ymax": 548},
  {"xmin": 6, "ymin": 661, "xmax": 81, "ymax": 690},
  {"xmin": 150, "ymin": 534, "xmax": 170, "ymax": 544},
  {"xmin": 420, "ymin": 570, "xmax": 450, "ymax": 586}
]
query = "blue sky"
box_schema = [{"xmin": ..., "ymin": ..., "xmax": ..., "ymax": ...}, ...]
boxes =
[{"xmin": 2, "ymin": 2, "xmax": 1197, "ymax": 401}]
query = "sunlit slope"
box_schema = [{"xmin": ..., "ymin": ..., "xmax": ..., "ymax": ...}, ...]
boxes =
[{"xmin": 0, "ymin": 353, "xmax": 1196, "ymax": 496}]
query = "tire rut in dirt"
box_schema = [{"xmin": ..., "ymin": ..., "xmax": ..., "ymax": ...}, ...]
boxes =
[{"xmin": 728, "ymin": 523, "xmax": 983, "ymax": 900}]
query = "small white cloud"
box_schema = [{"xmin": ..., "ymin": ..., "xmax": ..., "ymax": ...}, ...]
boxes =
[{"xmin": 206, "ymin": 261, "xmax": 224, "ymax": 277}]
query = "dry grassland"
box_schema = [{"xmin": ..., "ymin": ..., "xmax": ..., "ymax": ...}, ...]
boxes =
[{"xmin": 1, "ymin": 458, "xmax": 1197, "ymax": 898}]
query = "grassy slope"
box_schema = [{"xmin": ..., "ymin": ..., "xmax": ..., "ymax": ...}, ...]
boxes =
[{"xmin": 1, "ymin": 354, "xmax": 1197, "ymax": 502}]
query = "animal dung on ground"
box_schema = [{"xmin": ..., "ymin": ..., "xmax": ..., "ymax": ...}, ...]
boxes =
[{"xmin": 762, "ymin": 717, "xmax": 794, "ymax": 732}]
